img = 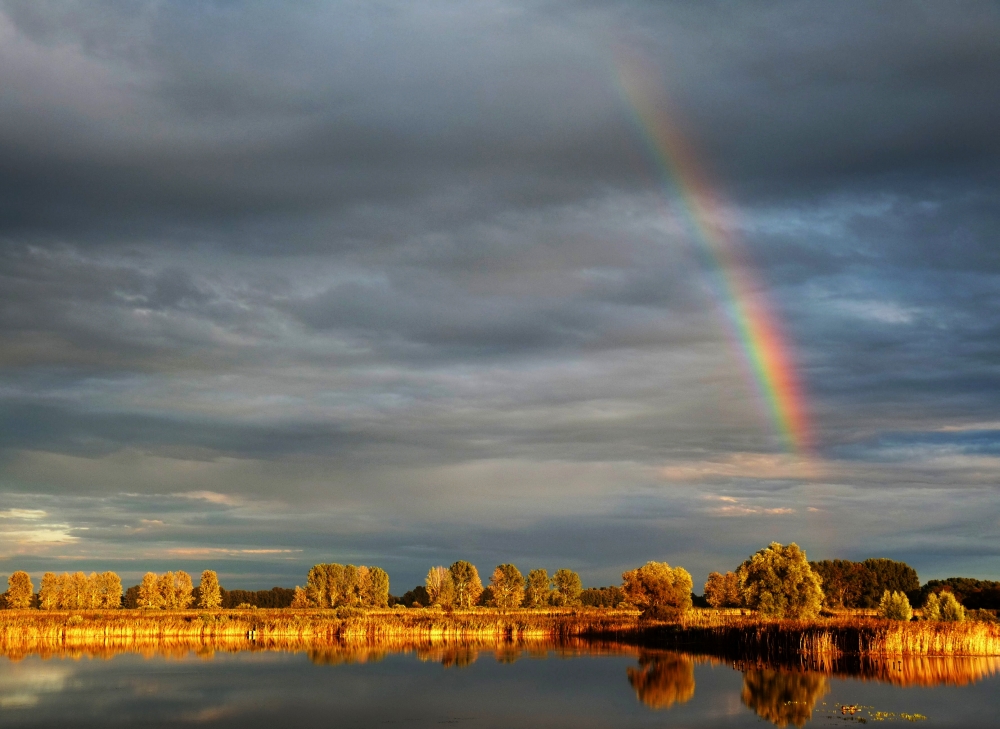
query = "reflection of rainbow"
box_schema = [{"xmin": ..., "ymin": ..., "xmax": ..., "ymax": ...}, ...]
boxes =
[{"xmin": 616, "ymin": 59, "xmax": 812, "ymax": 456}]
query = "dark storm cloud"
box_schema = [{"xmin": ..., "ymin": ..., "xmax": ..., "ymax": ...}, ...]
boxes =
[{"xmin": 1, "ymin": 1, "xmax": 999, "ymax": 584}]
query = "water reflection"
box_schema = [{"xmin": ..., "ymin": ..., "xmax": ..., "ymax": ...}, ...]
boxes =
[
  {"xmin": 626, "ymin": 652, "xmax": 696, "ymax": 709},
  {"xmin": 740, "ymin": 668, "xmax": 829, "ymax": 728}
]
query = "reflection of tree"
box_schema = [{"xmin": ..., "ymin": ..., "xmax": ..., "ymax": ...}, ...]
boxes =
[
  {"xmin": 626, "ymin": 653, "xmax": 695, "ymax": 709},
  {"xmin": 741, "ymin": 669, "xmax": 829, "ymax": 728}
]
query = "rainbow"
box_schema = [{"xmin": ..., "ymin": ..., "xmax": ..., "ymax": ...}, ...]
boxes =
[{"xmin": 616, "ymin": 58, "xmax": 812, "ymax": 457}]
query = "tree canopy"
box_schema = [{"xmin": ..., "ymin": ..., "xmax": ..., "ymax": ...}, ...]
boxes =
[
  {"xmin": 738, "ymin": 543, "xmax": 823, "ymax": 619},
  {"xmin": 621, "ymin": 561, "xmax": 693, "ymax": 617}
]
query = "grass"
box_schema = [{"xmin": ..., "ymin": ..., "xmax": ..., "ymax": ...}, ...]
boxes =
[{"xmin": 1, "ymin": 607, "xmax": 999, "ymax": 665}]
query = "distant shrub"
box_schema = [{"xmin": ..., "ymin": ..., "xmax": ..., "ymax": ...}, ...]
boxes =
[{"xmin": 877, "ymin": 590, "xmax": 912, "ymax": 621}]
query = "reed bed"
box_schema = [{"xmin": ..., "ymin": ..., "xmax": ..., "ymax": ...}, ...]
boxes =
[
  {"xmin": 625, "ymin": 613, "xmax": 1000, "ymax": 660},
  {"xmin": 2, "ymin": 608, "xmax": 999, "ymax": 664}
]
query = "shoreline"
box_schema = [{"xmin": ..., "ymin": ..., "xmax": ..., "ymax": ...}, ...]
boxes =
[{"xmin": 1, "ymin": 608, "xmax": 998, "ymax": 659}]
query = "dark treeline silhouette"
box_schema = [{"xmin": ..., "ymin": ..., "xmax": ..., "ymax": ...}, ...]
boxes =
[
  {"xmin": 919, "ymin": 579, "xmax": 1000, "ymax": 610},
  {"xmin": 809, "ymin": 559, "xmax": 920, "ymax": 608}
]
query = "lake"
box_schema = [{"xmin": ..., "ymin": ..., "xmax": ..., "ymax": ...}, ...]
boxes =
[{"xmin": 1, "ymin": 644, "xmax": 998, "ymax": 727}]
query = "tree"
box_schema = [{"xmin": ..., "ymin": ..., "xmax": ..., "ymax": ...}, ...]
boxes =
[
  {"xmin": 138, "ymin": 572, "xmax": 163, "ymax": 609},
  {"xmin": 877, "ymin": 590, "xmax": 912, "ymax": 621},
  {"xmin": 449, "ymin": 561, "xmax": 483, "ymax": 609},
  {"xmin": 6, "ymin": 571, "xmax": 33, "ymax": 609},
  {"xmin": 704, "ymin": 571, "xmax": 741, "ymax": 608},
  {"xmin": 580, "ymin": 586, "xmax": 626, "ymax": 608},
  {"xmin": 199, "ymin": 570, "xmax": 222, "ymax": 609},
  {"xmin": 622, "ymin": 562, "xmax": 693, "ymax": 618},
  {"xmin": 810, "ymin": 558, "xmax": 920, "ymax": 608},
  {"xmin": 291, "ymin": 586, "xmax": 310, "ymax": 608},
  {"xmin": 98, "ymin": 572, "xmax": 122, "ymax": 608},
  {"xmin": 366, "ymin": 567, "xmax": 390, "ymax": 607},
  {"xmin": 524, "ymin": 569, "xmax": 551, "ymax": 608},
  {"xmin": 174, "ymin": 571, "xmax": 194, "ymax": 609},
  {"xmin": 426, "ymin": 566, "xmax": 455, "ymax": 607},
  {"xmin": 38, "ymin": 572, "xmax": 59, "ymax": 610},
  {"xmin": 552, "ymin": 569, "xmax": 583, "ymax": 607},
  {"xmin": 924, "ymin": 592, "xmax": 964, "ymax": 622},
  {"xmin": 736, "ymin": 543, "xmax": 823, "ymax": 619},
  {"xmin": 490, "ymin": 564, "xmax": 525, "ymax": 610},
  {"xmin": 306, "ymin": 564, "xmax": 329, "ymax": 607}
]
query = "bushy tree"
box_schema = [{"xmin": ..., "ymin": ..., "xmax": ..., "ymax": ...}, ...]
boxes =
[
  {"xmin": 524, "ymin": 569, "xmax": 551, "ymax": 608},
  {"xmin": 291, "ymin": 586, "xmax": 310, "ymax": 608},
  {"xmin": 737, "ymin": 543, "xmax": 823, "ymax": 619},
  {"xmin": 97, "ymin": 572, "xmax": 122, "ymax": 608},
  {"xmin": 38, "ymin": 573, "xmax": 59, "ymax": 610},
  {"xmin": 622, "ymin": 562, "xmax": 693, "ymax": 617},
  {"xmin": 704, "ymin": 571, "xmax": 741, "ymax": 608},
  {"xmin": 138, "ymin": 572, "xmax": 163, "ymax": 609},
  {"xmin": 552, "ymin": 569, "xmax": 583, "ymax": 607},
  {"xmin": 448, "ymin": 561, "xmax": 483, "ymax": 608},
  {"xmin": 366, "ymin": 566, "xmax": 390, "ymax": 607},
  {"xmin": 198, "ymin": 570, "xmax": 222, "ymax": 609},
  {"xmin": 5, "ymin": 571, "xmax": 33, "ymax": 609},
  {"xmin": 426, "ymin": 566, "xmax": 455, "ymax": 606},
  {"xmin": 924, "ymin": 592, "xmax": 965, "ymax": 622},
  {"xmin": 877, "ymin": 590, "xmax": 912, "ymax": 621},
  {"xmin": 580, "ymin": 586, "xmax": 626, "ymax": 608},
  {"xmin": 490, "ymin": 564, "xmax": 525, "ymax": 610}
]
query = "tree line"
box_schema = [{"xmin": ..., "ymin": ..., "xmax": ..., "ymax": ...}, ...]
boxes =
[{"xmin": 4, "ymin": 547, "xmax": 998, "ymax": 618}]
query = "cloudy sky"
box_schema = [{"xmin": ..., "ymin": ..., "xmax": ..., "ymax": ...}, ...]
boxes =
[{"xmin": 1, "ymin": 1, "xmax": 998, "ymax": 592}]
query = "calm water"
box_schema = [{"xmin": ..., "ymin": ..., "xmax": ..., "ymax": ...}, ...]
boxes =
[{"xmin": 1, "ymin": 646, "xmax": 998, "ymax": 728}]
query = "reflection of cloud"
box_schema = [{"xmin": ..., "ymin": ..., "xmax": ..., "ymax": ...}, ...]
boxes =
[
  {"xmin": 627, "ymin": 653, "xmax": 695, "ymax": 710},
  {"xmin": 0, "ymin": 663, "xmax": 72, "ymax": 709},
  {"xmin": 741, "ymin": 669, "xmax": 829, "ymax": 728}
]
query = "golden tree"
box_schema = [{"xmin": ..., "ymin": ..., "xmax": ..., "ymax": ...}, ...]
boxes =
[
  {"xmin": 737, "ymin": 543, "xmax": 823, "ymax": 619},
  {"xmin": 524, "ymin": 569, "xmax": 551, "ymax": 608},
  {"xmin": 98, "ymin": 572, "xmax": 123, "ymax": 609},
  {"xmin": 365, "ymin": 567, "xmax": 390, "ymax": 607},
  {"xmin": 490, "ymin": 564, "xmax": 525, "ymax": 610},
  {"xmin": 198, "ymin": 570, "xmax": 222, "ymax": 609},
  {"xmin": 448, "ymin": 561, "xmax": 483, "ymax": 608},
  {"xmin": 38, "ymin": 572, "xmax": 59, "ymax": 610},
  {"xmin": 291, "ymin": 585, "xmax": 310, "ymax": 608},
  {"xmin": 426, "ymin": 566, "xmax": 455, "ymax": 606},
  {"xmin": 6, "ymin": 571, "xmax": 33, "ymax": 609},
  {"xmin": 622, "ymin": 562, "xmax": 693, "ymax": 617},
  {"xmin": 704, "ymin": 571, "xmax": 741, "ymax": 608},
  {"xmin": 552, "ymin": 569, "xmax": 582, "ymax": 607},
  {"xmin": 138, "ymin": 572, "xmax": 164, "ymax": 609}
]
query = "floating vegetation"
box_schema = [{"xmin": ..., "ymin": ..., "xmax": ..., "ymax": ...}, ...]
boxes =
[{"xmin": 817, "ymin": 702, "xmax": 928, "ymax": 724}]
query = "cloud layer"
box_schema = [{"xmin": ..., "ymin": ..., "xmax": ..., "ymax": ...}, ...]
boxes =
[{"xmin": 1, "ymin": 1, "xmax": 999, "ymax": 589}]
